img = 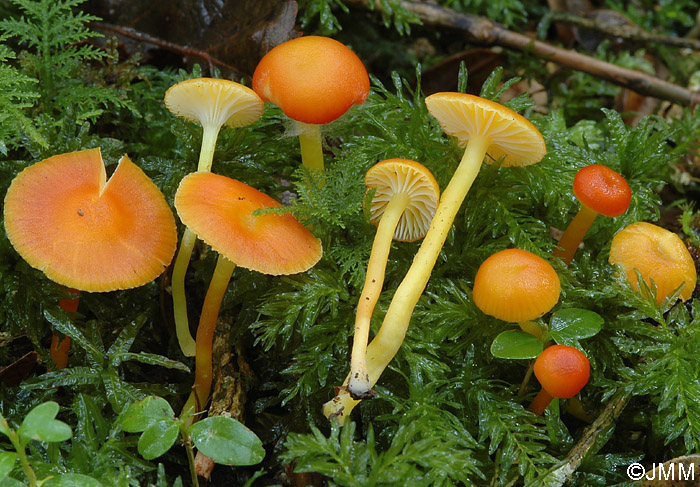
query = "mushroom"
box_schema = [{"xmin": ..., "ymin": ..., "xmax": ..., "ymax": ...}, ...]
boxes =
[
  {"xmin": 164, "ymin": 78, "xmax": 264, "ymax": 357},
  {"xmin": 49, "ymin": 289, "xmax": 80, "ymax": 369},
  {"xmin": 530, "ymin": 344, "xmax": 590, "ymax": 415},
  {"xmin": 323, "ymin": 93, "xmax": 546, "ymax": 420},
  {"xmin": 472, "ymin": 248, "xmax": 561, "ymax": 337},
  {"xmin": 252, "ymin": 36, "xmax": 370, "ymax": 172},
  {"xmin": 174, "ymin": 172, "xmax": 322, "ymax": 412},
  {"xmin": 609, "ymin": 222, "xmax": 697, "ymax": 305},
  {"xmin": 4, "ymin": 148, "xmax": 178, "ymax": 365},
  {"xmin": 553, "ymin": 164, "xmax": 631, "ymax": 265},
  {"xmin": 348, "ymin": 159, "xmax": 439, "ymax": 398}
]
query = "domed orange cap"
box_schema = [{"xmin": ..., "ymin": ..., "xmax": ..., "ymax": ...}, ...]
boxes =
[
  {"xmin": 174, "ymin": 172, "xmax": 322, "ymax": 275},
  {"xmin": 534, "ymin": 345, "xmax": 590, "ymax": 398},
  {"xmin": 3, "ymin": 148, "xmax": 177, "ymax": 292},
  {"xmin": 252, "ymin": 36, "xmax": 370, "ymax": 125},
  {"xmin": 609, "ymin": 222, "xmax": 696, "ymax": 305},
  {"xmin": 365, "ymin": 159, "xmax": 439, "ymax": 242},
  {"xmin": 473, "ymin": 248, "xmax": 561, "ymax": 323},
  {"xmin": 573, "ymin": 164, "xmax": 631, "ymax": 217}
]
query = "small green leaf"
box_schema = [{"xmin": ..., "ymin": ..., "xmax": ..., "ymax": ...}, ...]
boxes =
[
  {"xmin": 120, "ymin": 396, "xmax": 174, "ymax": 433},
  {"xmin": 490, "ymin": 330, "xmax": 544, "ymax": 359},
  {"xmin": 190, "ymin": 416, "xmax": 265, "ymax": 466},
  {"xmin": 18, "ymin": 402, "xmax": 71, "ymax": 443},
  {"xmin": 0, "ymin": 452, "xmax": 17, "ymax": 480},
  {"xmin": 549, "ymin": 308, "xmax": 604, "ymax": 346},
  {"xmin": 0, "ymin": 416, "xmax": 10, "ymax": 438},
  {"xmin": 42, "ymin": 473, "xmax": 104, "ymax": 487},
  {"xmin": 0, "ymin": 476, "xmax": 24, "ymax": 487},
  {"xmin": 137, "ymin": 419, "xmax": 179, "ymax": 460}
]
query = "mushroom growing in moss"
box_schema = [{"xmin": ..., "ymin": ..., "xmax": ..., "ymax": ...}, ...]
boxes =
[
  {"xmin": 609, "ymin": 222, "xmax": 696, "ymax": 305},
  {"xmin": 4, "ymin": 148, "xmax": 178, "ymax": 365},
  {"xmin": 165, "ymin": 78, "xmax": 264, "ymax": 357},
  {"xmin": 252, "ymin": 36, "xmax": 370, "ymax": 172},
  {"xmin": 174, "ymin": 172, "xmax": 322, "ymax": 413},
  {"xmin": 530, "ymin": 344, "xmax": 590, "ymax": 415},
  {"xmin": 323, "ymin": 93, "xmax": 546, "ymax": 423},
  {"xmin": 553, "ymin": 164, "xmax": 631, "ymax": 265},
  {"xmin": 348, "ymin": 159, "xmax": 439, "ymax": 398}
]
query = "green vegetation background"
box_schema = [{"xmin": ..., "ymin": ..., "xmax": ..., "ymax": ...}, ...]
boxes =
[{"xmin": 1, "ymin": 0, "xmax": 700, "ymax": 485}]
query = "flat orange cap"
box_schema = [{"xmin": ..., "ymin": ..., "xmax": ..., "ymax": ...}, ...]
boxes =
[
  {"xmin": 425, "ymin": 93, "xmax": 546, "ymax": 167},
  {"xmin": 573, "ymin": 164, "xmax": 631, "ymax": 217},
  {"xmin": 534, "ymin": 345, "xmax": 590, "ymax": 398},
  {"xmin": 365, "ymin": 159, "xmax": 440, "ymax": 242},
  {"xmin": 174, "ymin": 172, "xmax": 322, "ymax": 275},
  {"xmin": 609, "ymin": 222, "xmax": 696, "ymax": 305},
  {"xmin": 3, "ymin": 148, "xmax": 177, "ymax": 292},
  {"xmin": 252, "ymin": 36, "xmax": 370, "ymax": 125},
  {"xmin": 473, "ymin": 248, "xmax": 561, "ymax": 323}
]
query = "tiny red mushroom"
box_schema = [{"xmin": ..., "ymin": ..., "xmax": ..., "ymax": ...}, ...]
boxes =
[
  {"xmin": 553, "ymin": 164, "xmax": 631, "ymax": 265},
  {"xmin": 530, "ymin": 344, "xmax": 590, "ymax": 415}
]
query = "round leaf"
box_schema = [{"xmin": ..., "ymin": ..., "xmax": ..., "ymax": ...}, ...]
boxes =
[
  {"xmin": 0, "ymin": 452, "xmax": 17, "ymax": 480},
  {"xmin": 137, "ymin": 418, "xmax": 179, "ymax": 460},
  {"xmin": 0, "ymin": 476, "xmax": 25, "ymax": 487},
  {"xmin": 120, "ymin": 396, "xmax": 174, "ymax": 433},
  {"xmin": 190, "ymin": 416, "xmax": 265, "ymax": 466},
  {"xmin": 42, "ymin": 474, "xmax": 104, "ymax": 487},
  {"xmin": 18, "ymin": 402, "xmax": 71, "ymax": 443},
  {"xmin": 490, "ymin": 330, "xmax": 544, "ymax": 359},
  {"xmin": 549, "ymin": 308, "xmax": 603, "ymax": 346}
]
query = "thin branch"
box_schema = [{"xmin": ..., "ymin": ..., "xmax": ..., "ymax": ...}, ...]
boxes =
[
  {"xmin": 346, "ymin": 0, "xmax": 700, "ymax": 107},
  {"xmin": 545, "ymin": 11, "xmax": 700, "ymax": 52},
  {"xmin": 89, "ymin": 22, "xmax": 243, "ymax": 77}
]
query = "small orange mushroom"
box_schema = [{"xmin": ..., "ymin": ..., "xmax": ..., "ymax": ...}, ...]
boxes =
[
  {"xmin": 473, "ymin": 249, "xmax": 561, "ymax": 335},
  {"xmin": 530, "ymin": 344, "xmax": 590, "ymax": 415},
  {"xmin": 553, "ymin": 164, "xmax": 631, "ymax": 265},
  {"xmin": 175, "ymin": 172, "xmax": 322, "ymax": 413},
  {"xmin": 609, "ymin": 222, "xmax": 697, "ymax": 305},
  {"xmin": 252, "ymin": 36, "xmax": 370, "ymax": 172},
  {"xmin": 4, "ymin": 148, "xmax": 178, "ymax": 366}
]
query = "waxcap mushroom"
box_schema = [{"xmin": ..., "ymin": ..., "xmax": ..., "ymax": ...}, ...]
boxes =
[
  {"xmin": 365, "ymin": 159, "xmax": 440, "ymax": 242},
  {"xmin": 473, "ymin": 248, "xmax": 561, "ymax": 323},
  {"xmin": 174, "ymin": 172, "xmax": 322, "ymax": 275},
  {"xmin": 252, "ymin": 36, "xmax": 370, "ymax": 125},
  {"xmin": 573, "ymin": 164, "xmax": 631, "ymax": 217},
  {"xmin": 3, "ymin": 148, "xmax": 177, "ymax": 292},
  {"xmin": 530, "ymin": 344, "xmax": 590, "ymax": 415},
  {"xmin": 609, "ymin": 222, "xmax": 696, "ymax": 305},
  {"xmin": 425, "ymin": 93, "xmax": 546, "ymax": 166}
]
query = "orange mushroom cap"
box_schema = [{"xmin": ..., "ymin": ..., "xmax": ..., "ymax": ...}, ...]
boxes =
[
  {"xmin": 365, "ymin": 159, "xmax": 440, "ymax": 242},
  {"xmin": 533, "ymin": 345, "xmax": 590, "ymax": 399},
  {"xmin": 174, "ymin": 172, "xmax": 322, "ymax": 275},
  {"xmin": 473, "ymin": 248, "xmax": 561, "ymax": 323},
  {"xmin": 609, "ymin": 222, "xmax": 697, "ymax": 305},
  {"xmin": 573, "ymin": 164, "xmax": 631, "ymax": 217},
  {"xmin": 252, "ymin": 36, "xmax": 370, "ymax": 125},
  {"xmin": 3, "ymin": 148, "xmax": 177, "ymax": 292}
]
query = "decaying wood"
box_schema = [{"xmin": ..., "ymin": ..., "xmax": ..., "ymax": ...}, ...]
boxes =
[{"xmin": 345, "ymin": 0, "xmax": 700, "ymax": 107}]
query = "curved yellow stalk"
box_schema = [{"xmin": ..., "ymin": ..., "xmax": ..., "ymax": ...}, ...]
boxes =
[
  {"xmin": 297, "ymin": 121, "xmax": 324, "ymax": 172},
  {"xmin": 348, "ymin": 193, "xmax": 411, "ymax": 397},
  {"xmin": 552, "ymin": 205, "xmax": 598, "ymax": 265}
]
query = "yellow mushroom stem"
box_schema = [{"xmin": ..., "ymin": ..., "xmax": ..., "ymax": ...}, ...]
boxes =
[
  {"xmin": 183, "ymin": 255, "xmax": 236, "ymax": 415},
  {"xmin": 171, "ymin": 122, "xmax": 225, "ymax": 357},
  {"xmin": 552, "ymin": 204, "xmax": 598, "ymax": 266},
  {"xmin": 348, "ymin": 192, "xmax": 411, "ymax": 397},
  {"xmin": 324, "ymin": 134, "xmax": 490, "ymax": 421},
  {"xmin": 296, "ymin": 121, "xmax": 324, "ymax": 172}
]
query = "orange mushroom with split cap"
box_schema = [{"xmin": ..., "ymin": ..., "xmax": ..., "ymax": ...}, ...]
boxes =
[
  {"xmin": 4, "ymin": 148, "xmax": 177, "ymax": 365},
  {"xmin": 609, "ymin": 222, "xmax": 696, "ymax": 306},
  {"xmin": 553, "ymin": 164, "xmax": 631, "ymax": 265},
  {"xmin": 253, "ymin": 36, "xmax": 370, "ymax": 172},
  {"xmin": 174, "ymin": 172, "xmax": 322, "ymax": 413},
  {"xmin": 164, "ymin": 78, "xmax": 264, "ymax": 357},
  {"xmin": 347, "ymin": 159, "xmax": 439, "ymax": 398},
  {"xmin": 530, "ymin": 344, "xmax": 590, "ymax": 415}
]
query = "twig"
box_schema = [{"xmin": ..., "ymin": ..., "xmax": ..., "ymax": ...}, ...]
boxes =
[
  {"xmin": 345, "ymin": 0, "xmax": 700, "ymax": 107},
  {"xmin": 545, "ymin": 11, "xmax": 700, "ymax": 51},
  {"xmin": 538, "ymin": 388, "xmax": 632, "ymax": 486},
  {"xmin": 89, "ymin": 22, "xmax": 243, "ymax": 77}
]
